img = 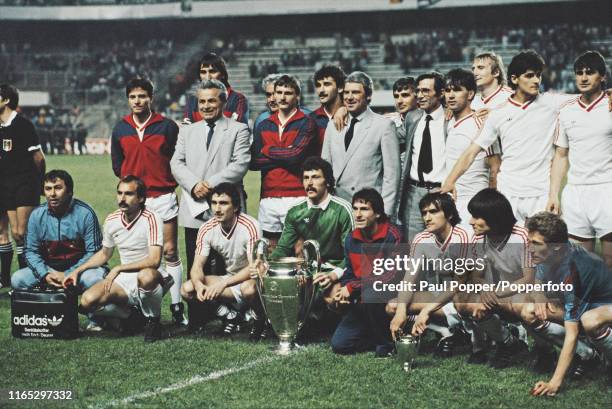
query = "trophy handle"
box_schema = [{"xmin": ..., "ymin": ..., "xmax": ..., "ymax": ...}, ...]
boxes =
[
  {"xmin": 251, "ymin": 239, "xmax": 270, "ymax": 316},
  {"xmin": 302, "ymin": 240, "xmax": 321, "ymax": 276}
]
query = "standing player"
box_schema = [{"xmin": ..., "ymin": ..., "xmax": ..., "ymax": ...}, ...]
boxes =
[
  {"xmin": 64, "ymin": 176, "xmax": 167, "ymax": 342},
  {"xmin": 311, "ymin": 65, "xmax": 346, "ymax": 148},
  {"xmin": 111, "ymin": 78, "xmax": 187, "ymax": 327},
  {"xmin": 389, "ymin": 193, "xmax": 470, "ymax": 356},
  {"xmin": 471, "ymin": 51, "xmax": 513, "ymax": 111},
  {"xmin": 250, "ymin": 75, "xmax": 319, "ymax": 248},
  {"xmin": 253, "ymin": 74, "xmax": 282, "ymax": 130},
  {"xmin": 444, "ymin": 69, "xmax": 500, "ymax": 231},
  {"xmin": 183, "ymin": 52, "xmax": 249, "ymax": 125},
  {"xmin": 441, "ymin": 50, "xmax": 580, "ymax": 224},
  {"xmin": 0, "ymin": 84, "xmax": 45, "ymax": 271},
  {"xmin": 180, "ymin": 183, "xmax": 264, "ymax": 338},
  {"xmin": 523, "ymin": 213, "xmax": 612, "ymax": 395},
  {"xmin": 548, "ymin": 51, "xmax": 612, "ymax": 268}
]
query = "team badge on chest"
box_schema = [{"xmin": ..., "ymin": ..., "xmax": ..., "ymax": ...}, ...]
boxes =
[{"xmin": 2, "ymin": 139, "xmax": 12, "ymax": 152}]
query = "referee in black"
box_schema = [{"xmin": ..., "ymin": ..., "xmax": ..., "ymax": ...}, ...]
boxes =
[{"xmin": 0, "ymin": 84, "xmax": 45, "ymax": 280}]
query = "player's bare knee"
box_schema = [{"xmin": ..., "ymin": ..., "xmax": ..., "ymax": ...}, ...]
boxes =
[
  {"xmin": 520, "ymin": 303, "xmax": 537, "ymax": 325},
  {"xmin": 385, "ymin": 302, "xmax": 397, "ymax": 316},
  {"xmin": 137, "ymin": 268, "xmax": 160, "ymax": 289},
  {"xmin": 240, "ymin": 280, "xmax": 256, "ymax": 299},
  {"xmin": 180, "ymin": 281, "xmax": 194, "ymax": 300},
  {"xmin": 580, "ymin": 311, "xmax": 602, "ymax": 336},
  {"xmin": 80, "ymin": 291, "xmax": 97, "ymax": 311},
  {"xmin": 163, "ymin": 246, "xmax": 178, "ymax": 263}
]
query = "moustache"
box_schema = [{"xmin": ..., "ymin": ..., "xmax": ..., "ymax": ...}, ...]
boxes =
[{"xmin": 119, "ymin": 201, "xmax": 128, "ymax": 207}]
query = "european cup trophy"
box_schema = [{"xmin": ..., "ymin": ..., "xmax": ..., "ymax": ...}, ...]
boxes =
[
  {"xmin": 251, "ymin": 239, "xmax": 321, "ymax": 355},
  {"xmin": 395, "ymin": 331, "xmax": 420, "ymax": 372}
]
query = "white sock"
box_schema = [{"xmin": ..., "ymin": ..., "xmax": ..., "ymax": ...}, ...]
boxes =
[
  {"xmin": 93, "ymin": 304, "xmax": 131, "ymax": 319},
  {"xmin": 166, "ymin": 260, "xmax": 183, "ymax": 305},
  {"xmin": 533, "ymin": 320, "xmax": 596, "ymax": 360},
  {"xmin": 138, "ymin": 285, "xmax": 163, "ymax": 318},
  {"xmin": 428, "ymin": 323, "xmax": 453, "ymax": 338}
]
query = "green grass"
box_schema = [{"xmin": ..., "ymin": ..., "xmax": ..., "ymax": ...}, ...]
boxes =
[{"xmin": 0, "ymin": 155, "xmax": 610, "ymax": 409}]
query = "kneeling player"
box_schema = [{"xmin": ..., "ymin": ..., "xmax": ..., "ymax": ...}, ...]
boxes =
[
  {"xmin": 389, "ymin": 192, "xmax": 470, "ymax": 356},
  {"xmin": 523, "ymin": 213, "xmax": 610, "ymax": 396},
  {"xmin": 453, "ymin": 188, "xmax": 532, "ymax": 366},
  {"xmin": 64, "ymin": 176, "xmax": 167, "ymax": 342},
  {"xmin": 181, "ymin": 183, "xmax": 264, "ymax": 339},
  {"xmin": 330, "ymin": 188, "xmax": 402, "ymax": 356}
]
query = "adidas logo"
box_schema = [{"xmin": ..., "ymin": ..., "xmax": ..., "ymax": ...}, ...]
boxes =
[{"xmin": 13, "ymin": 314, "xmax": 64, "ymax": 327}]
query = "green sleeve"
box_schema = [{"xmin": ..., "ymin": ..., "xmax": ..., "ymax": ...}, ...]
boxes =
[
  {"xmin": 334, "ymin": 207, "xmax": 355, "ymax": 270},
  {"xmin": 271, "ymin": 210, "xmax": 298, "ymax": 259}
]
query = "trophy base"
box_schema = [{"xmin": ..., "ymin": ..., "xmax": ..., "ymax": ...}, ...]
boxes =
[{"xmin": 272, "ymin": 341, "xmax": 303, "ymax": 356}]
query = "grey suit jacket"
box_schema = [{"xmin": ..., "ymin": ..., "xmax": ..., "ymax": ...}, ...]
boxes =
[
  {"xmin": 321, "ymin": 107, "xmax": 400, "ymax": 216},
  {"xmin": 170, "ymin": 115, "xmax": 251, "ymax": 229},
  {"xmin": 397, "ymin": 109, "xmax": 449, "ymax": 219}
]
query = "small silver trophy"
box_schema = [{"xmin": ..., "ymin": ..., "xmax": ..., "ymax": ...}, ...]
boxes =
[
  {"xmin": 252, "ymin": 239, "xmax": 321, "ymax": 355},
  {"xmin": 395, "ymin": 331, "xmax": 420, "ymax": 372}
]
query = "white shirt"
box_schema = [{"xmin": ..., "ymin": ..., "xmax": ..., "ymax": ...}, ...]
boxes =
[
  {"xmin": 470, "ymin": 225, "xmax": 533, "ymax": 283},
  {"xmin": 554, "ymin": 92, "xmax": 612, "ymax": 185},
  {"xmin": 474, "ymin": 92, "xmax": 576, "ymax": 197},
  {"xmin": 195, "ymin": 213, "xmax": 261, "ymax": 275},
  {"xmin": 446, "ymin": 113, "xmax": 499, "ymax": 198},
  {"xmin": 411, "ymin": 226, "xmax": 470, "ymax": 284},
  {"xmin": 410, "ymin": 105, "xmax": 446, "ymax": 183},
  {"xmin": 103, "ymin": 208, "xmax": 163, "ymax": 265},
  {"xmin": 471, "ymin": 85, "xmax": 513, "ymax": 111}
]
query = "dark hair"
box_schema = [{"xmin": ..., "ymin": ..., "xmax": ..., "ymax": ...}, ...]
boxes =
[
  {"xmin": 118, "ymin": 175, "xmax": 147, "ymax": 203},
  {"xmin": 467, "ymin": 188, "xmax": 516, "ymax": 235},
  {"xmin": 416, "ymin": 71, "xmax": 445, "ymax": 96},
  {"xmin": 302, "ymin": 156, "xmax": 335, "ymax": 193},
  {"xmin": 445, "ymin": 68, "xmax": 477, "ymax": 93},
  {"xmin": 210, "ymin": 182, "xmax": 241, "ymax": 214},
  {"xmin": 507, "ymin": 50, "xmax": 545, "ymax": 89},
  {"xmin": 392, "ymin": 77, "xmax": 416, "ymax": 94},
  {"xmin": 199, "ymin": 52, "xmax": 229, "ymax": 86},
  {"xmin": 275, "ymin": 74, "xmax": 301, "ymax": 96},
  {"xmin": 125, "ymin": 77, "xmax": 154, "ymax": 98},
  {"xmin": 0, "ymin": 84, "xmax": 19, "ymax": 110},
  {"xmin": 314, "ymin": 65, "xmax": 346, "ymax": 90},
  {"xmin": 43, "ymin": 169, "xmax": 74, "ymax": 195},
  {"xmin": 526, "ymin": 212, "xmax": 568, "ymax": 244},
  {"xmin": 352, "ymin": 188, "xmax": 388, "ymax": 223},
  {"xmin": 419, "ymin": 192, "xmax": 460, "ymax": 226},
  {"xmin": 574, "ymin": 50, "xmax": 608, "ymax": 79}
]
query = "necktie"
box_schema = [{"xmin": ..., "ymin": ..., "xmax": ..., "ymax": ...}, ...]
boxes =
[
  {"xmin": 344, "ymin": 117, "xmax": 359, "ymax": 150},
  {"xmin": 417, "ymin": 114, "xmax": 433, "ymax": 181},
  {"xmin": 206, "ymin": 122, "xmax": 216, "ymax": 150}
]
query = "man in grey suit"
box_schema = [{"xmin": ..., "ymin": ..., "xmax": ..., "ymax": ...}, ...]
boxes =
[
  {"xmin": 170, "ymin": 79, "xmax": 251, "ymax": 273},
  {"xmin": 398, "ymin": 71, "xmax": 448, "ymax": 242},
  {"xmin": 321, "ymin": 71, "xmax": 400, "ymax": 217}
]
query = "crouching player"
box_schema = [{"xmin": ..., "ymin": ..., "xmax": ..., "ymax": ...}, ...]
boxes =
[
  {"xmin": 453, "ymin": 188, "xmax": 533, "ymax": 366},
  {"xmin": 524, "ymin": 212, "xmax": 611, "ymax": 396},
  {"xmin": 389, "ymin": 192, "xmax": 470, "ymax": 356},
  {"xmin": 64, "ymin": 176, "xmax": 167, "ymax": 342},
  {"xmin": 180, "ymin": 183, "xmax": 264, "ymax": 339},
  {"xmin": 330, "ymin": 188, "xmax": 402, "ymax": 356}
]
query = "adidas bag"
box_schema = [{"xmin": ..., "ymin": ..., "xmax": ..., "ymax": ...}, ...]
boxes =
[{"xmin": 11, "ymin": 288, "xmax": 79, "ymax": 339}]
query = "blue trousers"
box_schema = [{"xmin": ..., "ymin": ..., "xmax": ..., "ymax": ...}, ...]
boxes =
[
  {"xmin": 11, "ymin": 266, "xmax": 106, "ymax": 292},
  {"xmin": 331, "ymin": 303, "xmax": 392, "ymax": 355}
]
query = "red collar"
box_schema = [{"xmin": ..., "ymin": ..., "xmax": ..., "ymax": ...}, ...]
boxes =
[
  {"xmin": 507, "ymin": 95, "xmax": 535, "ymax": 110},
  {"xmin": 352, "ymin": 222, "xmax": 390, "ymax": 243},
  {"xmin": 453, "ymin": 112, "xmax": 474, "ymax": 128},
  {"xmin": 578, "ymin": 92, "xmax": 605, "ymax": 112},
  {"xmin": 482, "ymin": 85, "xmax": 503, "ymax": 104},
  {"xmin": 123, "ymin": 112, "xmax": 165, "ymax": 130}
]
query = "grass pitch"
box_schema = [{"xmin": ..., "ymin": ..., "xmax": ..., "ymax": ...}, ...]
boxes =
[{"xmin": 0, "ymin": 155, "xmax": 610, "ymax": 409}]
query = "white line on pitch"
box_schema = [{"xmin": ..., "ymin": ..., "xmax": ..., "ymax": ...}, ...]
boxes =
[{"xmin": 92, "ymin": 346, "xmax": 315, "ymax": 409}]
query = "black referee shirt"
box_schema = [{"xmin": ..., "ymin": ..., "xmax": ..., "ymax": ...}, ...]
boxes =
[{"xmin": 0, "ymin": 112, "xmax": 40, "ymax": 176}]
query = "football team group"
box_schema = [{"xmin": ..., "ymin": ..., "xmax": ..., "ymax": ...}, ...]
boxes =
[{"xmin": 0, "ymin": 47, "xmax": 611, "ymax": 397}]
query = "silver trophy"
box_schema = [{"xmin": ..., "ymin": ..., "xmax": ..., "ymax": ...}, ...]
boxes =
[
  {"xmin": 252, "ymin": 239, "xmax": 321, "ymax": 355},
  {"xmin": 395, "ymin": 332, "xmax": 420, "ymax": 372}
]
